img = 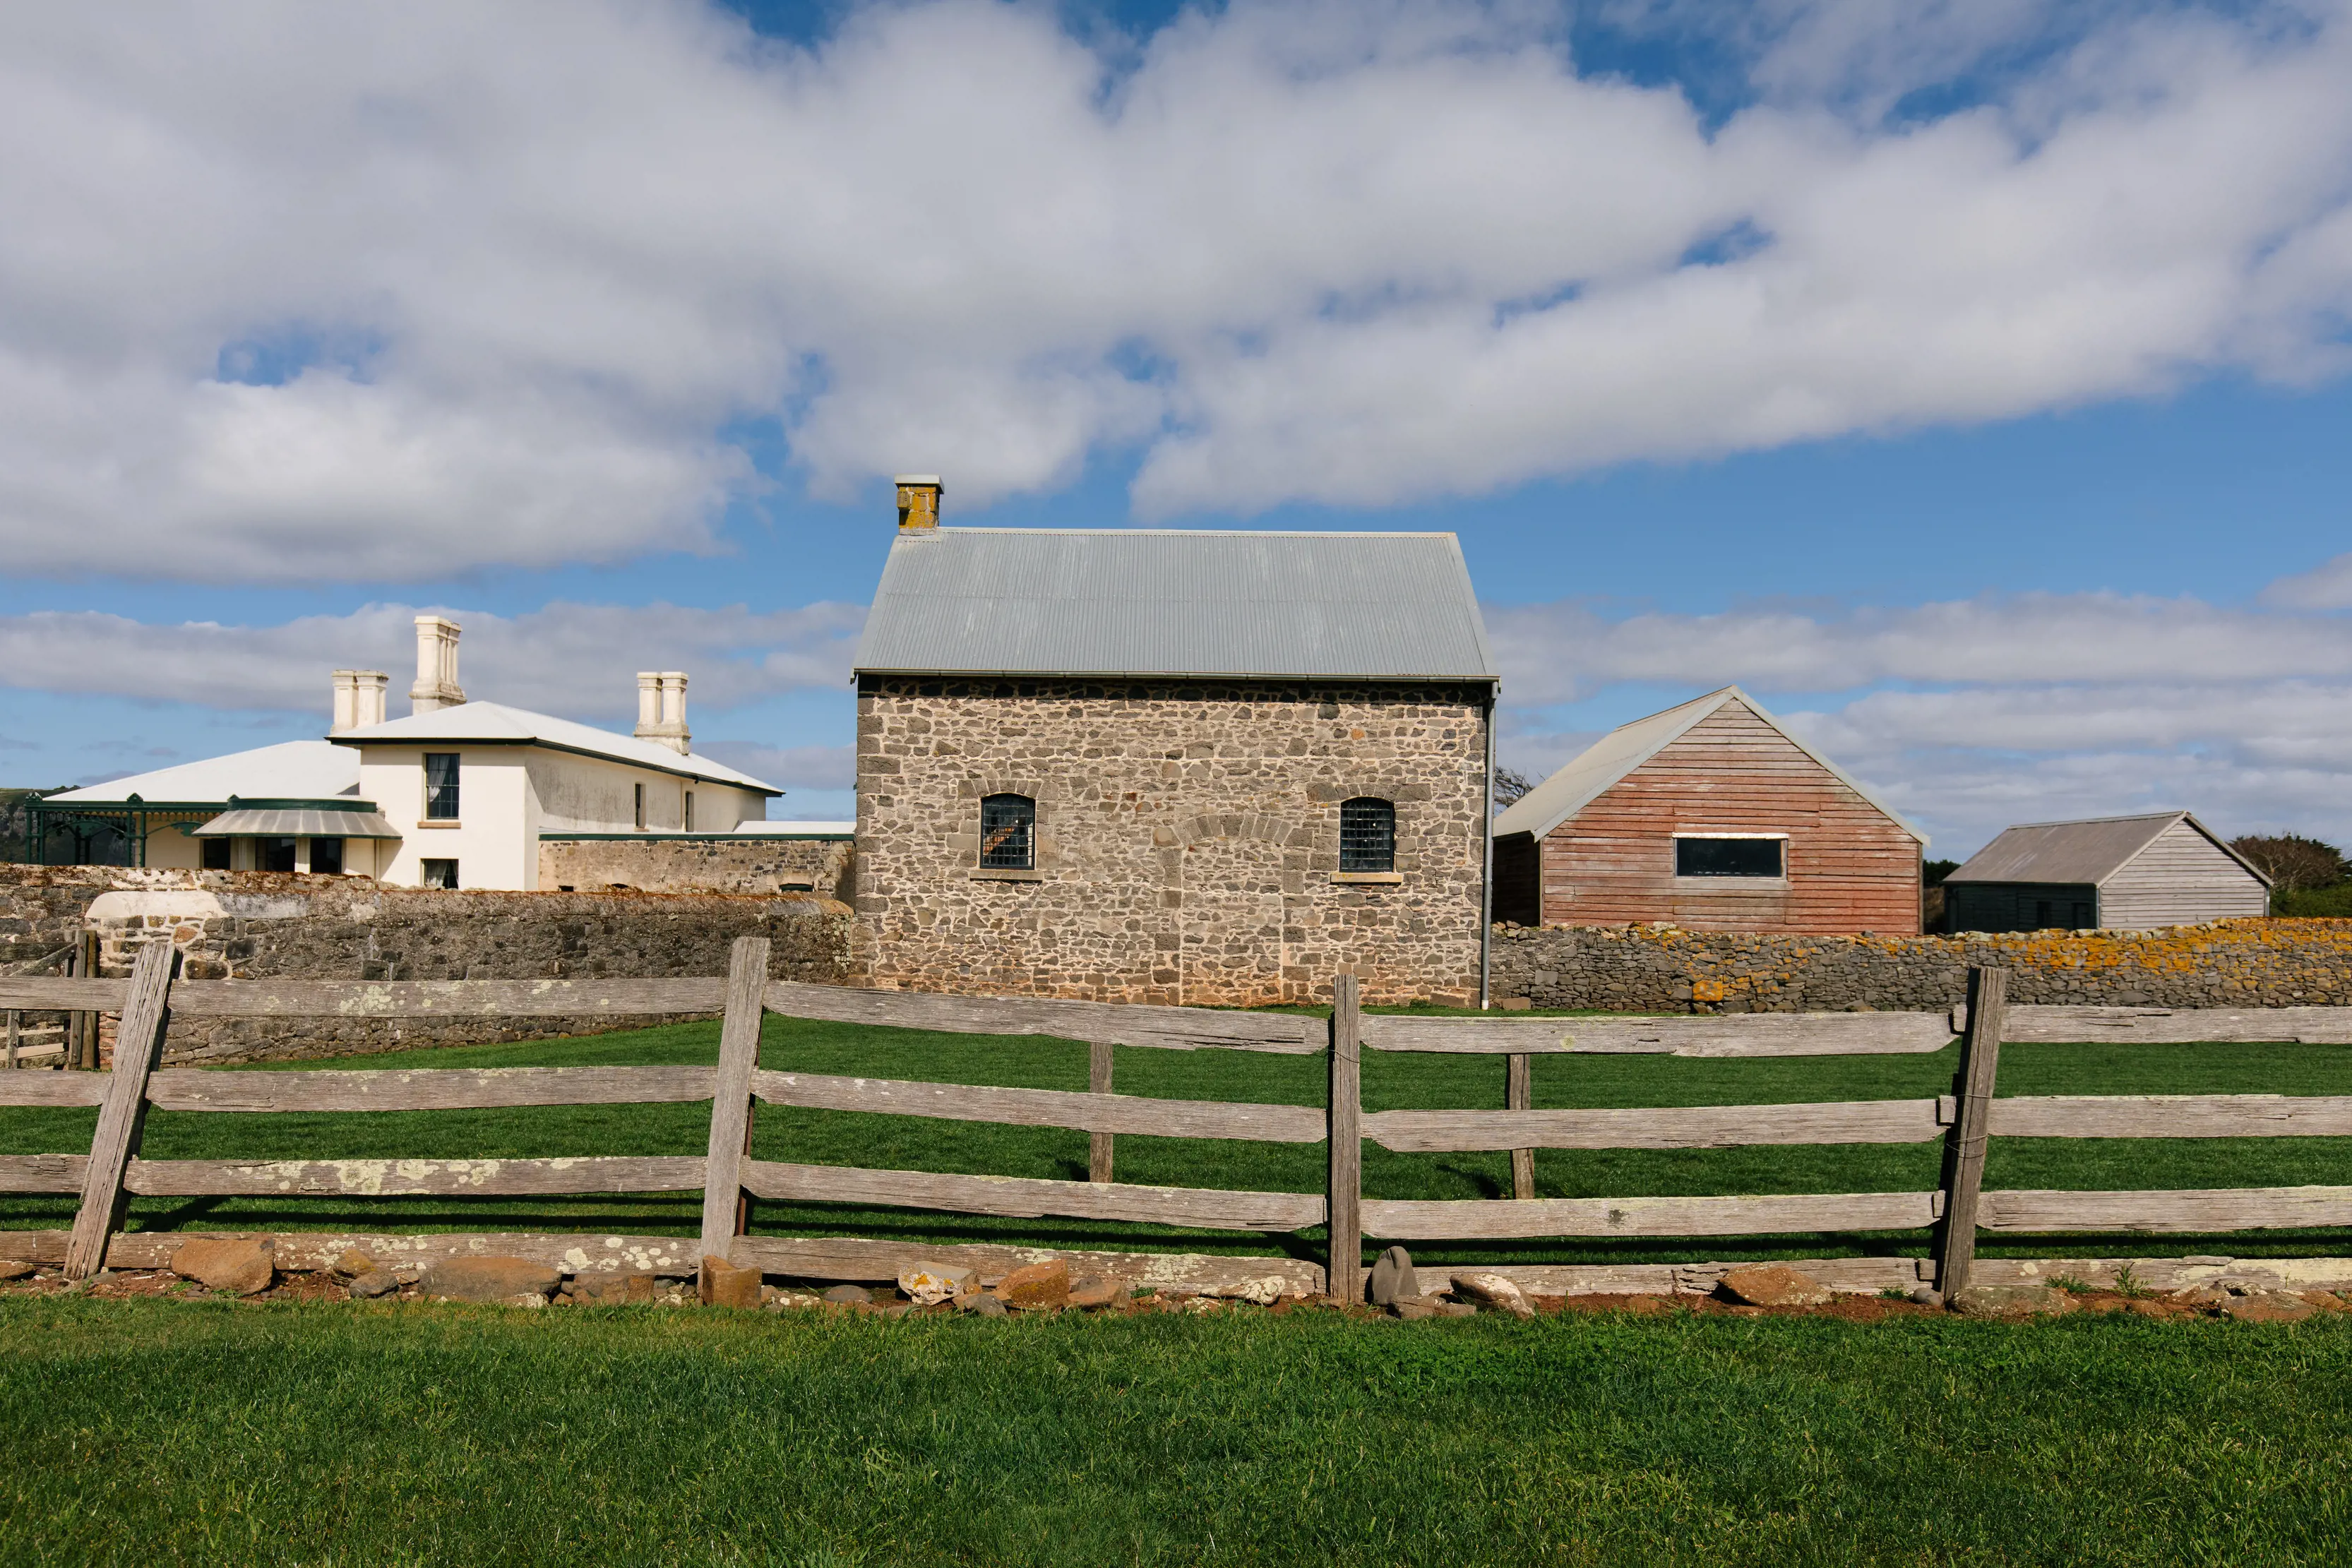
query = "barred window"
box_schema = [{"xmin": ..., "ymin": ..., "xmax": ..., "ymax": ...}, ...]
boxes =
[
  {"xmin": 1339, "ymin": 798, "xmax": 1395, "ymax": 873},
  {"xmin": 980, "ymin": 794, "xmax": 1035, "ymax": 870}
]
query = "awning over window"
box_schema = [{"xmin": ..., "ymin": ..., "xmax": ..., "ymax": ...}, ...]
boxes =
[{"xmin": 191, "ymin": 808, "xmax": 402, "ymax": 839}]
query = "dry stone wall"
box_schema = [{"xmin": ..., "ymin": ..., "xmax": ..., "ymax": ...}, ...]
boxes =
[
  {"xmin": 0, "ymin": 864, "xmax": 854, "ymax": 1063},
  {"xmin": 1492, "ymin": 918, "xmax": 2352, "ymax": 1012},
  {"xmin": 539, "ymin": 834, "xmax": 853, "ymax": 898},
  {"xmin": 856, "ymin": 676, "xmax": 1491, "ymax": 1006}
]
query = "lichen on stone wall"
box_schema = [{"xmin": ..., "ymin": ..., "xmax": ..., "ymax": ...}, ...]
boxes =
[{"xmin": 1491, "ymin": 918, "xmax": 2352, "ymax": 1012}]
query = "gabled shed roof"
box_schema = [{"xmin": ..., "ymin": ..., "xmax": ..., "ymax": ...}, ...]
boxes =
[
  {"xmin": 1947, "ymin": 810, "xmax": 2268, "ymax": 887},
  {"xmin": 1491, "ymin": 686, "xmax": 1925, "ymax": 846},
  {"xmin": 853, "ymin": 527, "xmax": 1495, "ymax": 681}
]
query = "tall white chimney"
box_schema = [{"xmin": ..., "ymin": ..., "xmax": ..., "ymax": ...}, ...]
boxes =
[
  {"xmin": 410, "ymin": 616, "xmax": 465, "ymax": 715},
  {"xmin": 635, "ymin": 670, "xmax": 691, "ymax": 754},
  {"xmin": 331, "ymin": 670, "xmax": 389, "ymax": 733}
]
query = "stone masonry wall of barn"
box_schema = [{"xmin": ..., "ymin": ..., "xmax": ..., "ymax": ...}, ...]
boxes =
[
  {"xmin": 0, "ymin": 864, "xmax": 854, "ymax": 1064},
  {"xmin": 854, "ymin": 676, "xmax": 1491, "ymax": 1005},
  {"xmin": 1491, "ymin": 918, "xmax": 2352, "ymax": 1012}
]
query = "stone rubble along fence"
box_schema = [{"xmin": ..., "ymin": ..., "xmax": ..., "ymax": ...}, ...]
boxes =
[{"xmin": 1490, "ymin": 917, "xmax": 2352, "ymax": 1013}]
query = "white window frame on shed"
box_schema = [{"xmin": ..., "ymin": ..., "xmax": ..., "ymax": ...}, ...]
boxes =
[{"xmin": 1671, "ymin": 830, "xmax": 1791, "ymax": 885}]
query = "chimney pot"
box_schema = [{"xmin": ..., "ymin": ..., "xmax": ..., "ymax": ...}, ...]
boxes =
[
  {"xmin": 333, "ymin": 669, "xmax": 390, "ymax": 733},
  {"xmin": 895, "ymin": 474, "xmax": 943, "ymax": 530},
  {"xmin": 410, "ymin": 617, "xmax": 465, "ymax": 715},
  {"xmin": 635, "ymin": 670, "xmax": 691, "ymax": 754}
]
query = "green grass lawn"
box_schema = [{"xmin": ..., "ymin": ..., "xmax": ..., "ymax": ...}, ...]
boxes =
[
  {"xmin": 4, "ymin": 1296, "xmax": 2348, "ymax": 1565},
  {"xmin": 2, "ymin": 1015, "xmax": 2349, "ymax": 1268}
]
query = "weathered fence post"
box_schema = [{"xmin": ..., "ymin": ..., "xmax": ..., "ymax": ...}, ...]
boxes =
[
  {"xmin": 4, "ymin": 1010, "xmax": 16, "ymax": 1070},
  {"xmin": 1507, "ymin": 1053, "xmax": 1535, "ymax": 1200},
  {"xmin": 1327, "ymin": 972, "xmax": 1363, "ymax": 1303},
  {"xmin": 1932, "ymin": 966, "xmax": 2007, "ymax": 1299},
  {"xmin": 1089, "ymin": 1039, "xmax": 1115, "ymax": 1183},
  {"xmin": 698, "ymin": 935, "xmax": 771, "ymax": 1286},
  {"xmin": 64, "ymin": 939, "xmax": 176, "ymax": 1279}
]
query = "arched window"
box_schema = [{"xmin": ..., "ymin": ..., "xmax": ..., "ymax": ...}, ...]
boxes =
[
  {"xmin": 980, "ymin": 794, "xmax": 1036, "ymax": 870},
  {"xmin": 1339, "ymin": 797, "xmax": 1395, "ymax": 873}
]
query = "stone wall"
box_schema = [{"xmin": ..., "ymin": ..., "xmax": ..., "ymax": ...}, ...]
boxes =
[
  {"xmin": 1491, "ymin": 918, "xmax": 2352, "ymax": 1012},
  {"xmin": 1, "ymin": 864, "xmax": 855, "ymax": 1063},
  {"xmin": 856, "ymin": 676, "xmax": 1491, "ymax": 1006},
  {"xmin": 538, "ymin": 834, "xmax": 854, "ymax": 898}
]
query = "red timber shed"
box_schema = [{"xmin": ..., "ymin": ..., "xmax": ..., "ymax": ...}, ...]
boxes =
[{"xmin": 1491, "ymin": 686, "xmax": 1928, "ymax": 935}]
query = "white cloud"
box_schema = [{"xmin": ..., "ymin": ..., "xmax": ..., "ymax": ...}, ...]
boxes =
[
  {"xmin": 696, "ymin": 741, "xmax": 856, "ymax": 793},
  {"xmin": 0, "ymin": 599, "xmax": 863, "ymax": 722},
  {"xmin": 1491, "ymin": 563, "xmax": 2352, "ymax": 852},
  {"xmin": 3, "ymin": 1, "xmax": 2351, "ymax": 577}
]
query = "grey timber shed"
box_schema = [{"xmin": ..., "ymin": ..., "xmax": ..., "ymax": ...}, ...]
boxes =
[{"xmin": 1941, "ymin": 810, "xmax": 2269, "ymax": 933}]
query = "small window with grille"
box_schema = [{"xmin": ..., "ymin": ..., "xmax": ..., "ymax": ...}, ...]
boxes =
[
  {"xmin": 1339, "ymin": 798, "xmax": 1395, "ymax": 873},
  {"xmin": 424, "ymin": 753, "xmax": 460, "ymax": 820},
  {"xmin": 980, "ymin": 794, "xmax": 1035, "ymax": 870}
]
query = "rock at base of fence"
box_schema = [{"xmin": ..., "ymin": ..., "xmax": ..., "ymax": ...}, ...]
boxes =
[
  {"xmin": 169, "ymin": 1235, "xmax": 276, "ymax": 1295},
  {"xmin": 421, "ymin": 1257, "xmax": 561, "ymax": 1305},
  {"xmin": 1717, "ymin": 1264, "xmax": 1832, "ymax": 1307},
  {"xmin": 1368, "ymin": 1245, "xmax": 1417, "ymax": 1306},
  {"xmin": 1450, "ymin": 1272, "xmax": 1535, "ymax": 1319},
  {"xmin": 699, "ymin": 1255, "xmax": 762, "ymax": 1309},
  {"xmin": 1948, "ymin": 1283, "xmax": 2076, "ymax": 1318}
]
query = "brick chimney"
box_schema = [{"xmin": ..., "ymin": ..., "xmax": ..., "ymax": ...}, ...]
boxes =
[
  {"xmin": 410, "ymin": 616, "xmax": 465, "ymax": 714},
  {"xmin": 895, "ymin": 474, "xmax": 942, "ymax": 530},
  {"xmin": 330, "ymin": 669, "xmax": 389, "ymax": 733},
  {"xmin": 635, "ymin": 670, "xmax": 691, "ymax": 753}
]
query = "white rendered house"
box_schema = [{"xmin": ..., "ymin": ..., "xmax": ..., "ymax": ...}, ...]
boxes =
[{"xmin": 33, "ymin": 617, "xmax": 780, "ymax": 890}]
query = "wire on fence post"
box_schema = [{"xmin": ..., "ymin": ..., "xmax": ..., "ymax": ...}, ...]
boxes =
[
  {"xmin": 1932, "ymin": 965, "xmax": 2007, "ymax": 1299},
  {"xmin": 1089, "ymin": 1039, "xmax": 1114, "ymax": 1183},
  {"xmin": 1327, "ymin": 972, "xmax": 1363, "ymax": 1303},
  {"xmin": 698, "ymin": 935, "xmax": 771, "ymax": 1293},
  {"xmin": 78, "ymin": 930, "xmax": 100, "ymax": 1071},
  {"xmin": 1507, "ymin": 1053, "xmax": 1535, "ymax": 1200},
  {"xmin": 64, "ymin": 939, "xmax": 177, "ymax": 1279}
]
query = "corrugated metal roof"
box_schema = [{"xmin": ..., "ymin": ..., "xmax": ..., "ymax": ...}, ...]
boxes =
[
  {"xmin": 193, "ymin": 808, "xmax": 403, "ymax": 839},
  {"xmin": 332, "ymin": 702, "xmax": 780, "ymax": 794},
  {"xmin": 1946, "ymin": 810, "xmax": 2265, "ymax": 886},
  {"xmin": 854, "ymin": 528, "xmax": 1494, "ymax": 679},
  {"xmin": 1492, "ymin": 686, "xmax": 1926, "ymax": 846},
  {"xmin": 48, "ymin": 741, "xmax": 359, "ymax": 805}
]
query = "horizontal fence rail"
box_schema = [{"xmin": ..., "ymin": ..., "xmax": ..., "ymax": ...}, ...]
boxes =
[{"xmin": 5, "ymin": 959, "xmax": 2352, "ymax": 1295}]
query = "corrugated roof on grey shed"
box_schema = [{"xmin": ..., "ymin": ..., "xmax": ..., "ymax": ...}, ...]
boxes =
[{"xmin": 853, "ymin": 528, "xmax": 1496, "ymax": 680}]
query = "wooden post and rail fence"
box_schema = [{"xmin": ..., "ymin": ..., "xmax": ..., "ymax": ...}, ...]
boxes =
[{"xmin": 3, "ymin": 943, "xmax": 2351, "ymax": 1295}]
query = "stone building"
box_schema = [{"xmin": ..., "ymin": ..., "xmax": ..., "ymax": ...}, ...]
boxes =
[{"xmin": 852, "ymin": 478, "xmax": 1498, "ymax": 1005}]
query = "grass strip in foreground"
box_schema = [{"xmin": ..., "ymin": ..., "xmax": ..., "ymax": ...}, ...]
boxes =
[{"xmin": 3, "ymin": 1298, "xmax": 2350, "ymax": 1565}]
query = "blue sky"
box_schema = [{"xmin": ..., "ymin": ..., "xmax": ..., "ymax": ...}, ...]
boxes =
[{"xmin": 4, "ymin": 1, "xmax": 2351, "ymax": 854}]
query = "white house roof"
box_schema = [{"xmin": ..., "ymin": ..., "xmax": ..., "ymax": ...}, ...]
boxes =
[
  {"xmin": 855, "ymin": 527, "xmax": 1496, "ymax": 680},
  {"xmin": 330, "ymin": 702, "xmax": 781, "ymax": 795},
  {"xmin": 47, "ymin": 741, "xmax": 360, "ymax": 806},
  {"xmin": 1947, "ymin": 810, "xmax": 2268, "ymax": 887},
  {"xmin": 1493, "ymin": 686, "xmax": 1926, "ymax": 846}
]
